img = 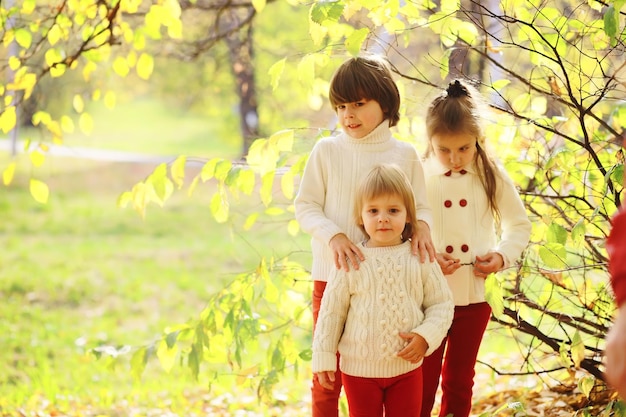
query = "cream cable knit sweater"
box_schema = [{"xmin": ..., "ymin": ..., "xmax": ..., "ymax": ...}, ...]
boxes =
[
  {"xmin": 295, "ymin": 121, "xmax": 433, "ymax": 282},
  {"xmin": 312, "ymin": 241, "xmax": 454, "ymax": 378}
]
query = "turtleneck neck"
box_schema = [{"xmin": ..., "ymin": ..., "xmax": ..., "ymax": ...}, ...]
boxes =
[{"xmin": 339, "ymin": 120, "xmax": 392, "ymax": 148}]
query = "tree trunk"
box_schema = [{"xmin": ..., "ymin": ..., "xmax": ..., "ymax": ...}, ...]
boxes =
[{"xmin": 225, "ymin": 19, "xmax": 259, "ymax": 158}]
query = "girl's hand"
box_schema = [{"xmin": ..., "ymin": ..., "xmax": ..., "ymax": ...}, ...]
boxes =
[
  {"xmin": 473, "ymin": 252, "xmax": 504, "ymax": 278},
  {"xmin": 315, "ymin": 371, "xmax": 336, "ymax": 390},
  {"xmin": 411, "ymin": 221, "xmax": 436, "ymax": 263},
  {"xmin": 436, "ymin": 253, "xmax": 461, "ymax": 275},
  {"xmin": 397, "ymin": 332, "xmax": 428, "ymax": 364},
  {"xmin": 329, "ymin": 233, "xmax": 364, "ymax": 271}
]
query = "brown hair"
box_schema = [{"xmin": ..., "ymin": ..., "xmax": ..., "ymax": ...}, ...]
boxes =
[
  {"xmin": 425, "ymin": 79, "xmax": 501, "ymax": 222},
  {"xmin": 329, "ymin": 55, "xmax": 401, "ymax": 127},
  {"xmin": 353, "ymin": 163, "xmax": 417, "ymax": 242}
]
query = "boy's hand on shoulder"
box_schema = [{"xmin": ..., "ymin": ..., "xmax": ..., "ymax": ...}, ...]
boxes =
[
  {"xmin": 329, "ymin": 233, "xmax": 364, "ymax": 271},
  {"xmin": 412, "ymin": 221, "xmax": 436, "ymax": 263},
  {"xmin": 397, "ymin": 332, "xmax": 428, "ymax": 364},
  {"xmin": 315, "ymin": 371, "xmax": 336, "ymax": 390}
]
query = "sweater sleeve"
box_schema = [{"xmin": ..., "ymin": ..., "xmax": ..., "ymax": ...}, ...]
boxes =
[
  {"xmin": 494, "ymin": 168, "xmax": 532, "ymax": 267},
  {"xmin": 608, "ymin": 208, "xmax": 626, "ymax": 306},
  {"xmin": 312, "ymin": 269, "xmax": 351, "ymax": 373},
  {"xmin": 294, "ymin": 141, "xmax": 344, "ymax": 245},
  {"xmin": 406, "ymin": 147, "xmax": 433, "ymax": 229},
  {"xmin": 410, "ymin": 261, "xmax": 454, "ymax": 356}
]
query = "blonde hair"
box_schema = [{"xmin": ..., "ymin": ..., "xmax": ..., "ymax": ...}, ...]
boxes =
[
  {"xmin": 425, "ymin": 79, "xmax": 501, "ymax": 222},
  {"xmin": 354, "ymin": 164, "xmax": 417, "ymax": 241},
  {"xmin": 329, "ymin": 55, "xmax": 401, "ymax": 127}
]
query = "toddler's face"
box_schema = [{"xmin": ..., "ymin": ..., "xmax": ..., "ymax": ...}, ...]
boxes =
[
  {"xmin": 335, "ymin": 99, "xmax": 385, "ymax": 139},
  {"xmin": 359, "ymin": 193, "xmax": 407, "ymax": 247}
]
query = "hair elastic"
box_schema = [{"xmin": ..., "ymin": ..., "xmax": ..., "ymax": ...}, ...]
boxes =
[{"xmin": 446, "ymin": 80, "xmax": 469, "ymax": 98}]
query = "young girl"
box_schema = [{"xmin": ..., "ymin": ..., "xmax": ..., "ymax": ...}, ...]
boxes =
[
  {"xmin": 419, "ymin": 80, "xmax": 532, "ymax": 417},
  {"xmin": 294, "ymin": 55, "xmax": 435, "ymax": 417},
  {"xmin": 312, "ymin": 163, "xmax": 453, "ymax": 417}
]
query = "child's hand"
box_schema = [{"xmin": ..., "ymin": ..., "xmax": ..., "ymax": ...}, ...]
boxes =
[
  {"xmin": 315, "ymin": 371, "xmax": 336, "ymax": 390},
  {"xmin": 473, "ymin": 252, "xmax": 504, "ymax": 278},
  {"xmin": 397, "ymin": 332, "xmax": 428, "ymax": 364},
  {"xmin": 329, "ymin": 233, "xmax": 364, "ymax": 271},
  {"xmin": 411, "ymin": 221, "xmax": 436, "ymax": 262},
  {"xmin": 436, "ymin": 253, "xmax": 461, "ymax": 275}
]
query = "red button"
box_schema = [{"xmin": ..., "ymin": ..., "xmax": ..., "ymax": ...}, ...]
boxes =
[
  {"xmin": 461, "ymin": 244, "xmax": 469, "ymax": 252},
  {"xmin": 445, "ymin": 171, "xmax": 452, "ymax": 176},
  {"xmin": 444, "ymin": 200, "xmax": 452, "ymax": 208},
  {"xmin": 460, "ymin": 169, "xmax": 467, "ymax": 175},
  {"xmin": 446, "ymin": 245, "xmax": 453, "ymax": 253},
  {"xmin": 460, "ymin": 199, "xmax": 467, "ymax": 207}
]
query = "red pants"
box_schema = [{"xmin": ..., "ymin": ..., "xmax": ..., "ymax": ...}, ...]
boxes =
[
  {"xmin": 312, "ymin": 280, "xmax": 343, "ymax": 417},
  {"xmin": 420, "ymin": 302, "xmax": 492, "ymax": 417},
  {"xmin": 343, "ymin": 367, "xmax": 423, "ymax": 417}
]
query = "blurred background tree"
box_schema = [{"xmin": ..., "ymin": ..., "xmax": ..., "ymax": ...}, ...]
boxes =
[{"xmin": 2, "ymin": 0, "xmax": 626, "ymax": 411}]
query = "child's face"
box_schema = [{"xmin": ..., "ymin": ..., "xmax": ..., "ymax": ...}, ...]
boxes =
[
  {"xmin": 335, "ymin": 99, "xmax": 385, "ymax": 139},
  {"xmin": 359, "ymin": 193, "xmax": 407, "ymax": 247},
  {"xmin": 431, "ymin": 132, "xmax": 477, "ymax": 172}
]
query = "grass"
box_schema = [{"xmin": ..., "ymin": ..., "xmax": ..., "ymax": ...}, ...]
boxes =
[{"xmin": 0, "ymin": 117, "xmax": 313, "ymax": 414}]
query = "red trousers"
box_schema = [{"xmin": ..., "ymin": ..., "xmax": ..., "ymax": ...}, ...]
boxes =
[
  {"xmin": 343, "ymin": 367, "xmax": 423, "ymax": 417},
  {"xmin": 420, "ymin": 302, "xmax": 492, "ymax": 417},
  {"xmin": 312, "ymin": 280, "xmax": 343, "ymax": 417}
]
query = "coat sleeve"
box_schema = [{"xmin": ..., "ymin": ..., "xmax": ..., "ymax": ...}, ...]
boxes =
[
  {"xmin": 294, "ymin": 141, "xmax": 344, "ymax": 245},
  {"xmin": 494, "ymin": 168, "xmax": 532, "ymax": 267},
  {"xmin": 312, "ymin": 270, "xmax": 351, "ymax": 372},
  {"xmin": 410, "ymin": 261, "xmax": 454, "ymax": 356}
]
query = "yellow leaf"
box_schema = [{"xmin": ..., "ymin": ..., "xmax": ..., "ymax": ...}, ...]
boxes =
[
  {"xmin": 22, "ymin": 0, "xmax": 36, "ymax": 13},
  {"xmin": 30, "ymin": 179, "xmax": 49, "ymax": 204},
  {"xmin": 287, "ymin": 219, "xmax": 300, "ymax": 236},
  {"xmin": 29, "ymin": 151, "xmax": 45, "ymax": 167},
  {"xmin": 170, "ymin": 155, "xmax": 186, "ymax": 189},
  {"xmin": 251, "ymin": 0, "xmax": 266, "ymax": 12},
  {"xmin": 0, "ymin": 106, "xmax": 17, "ymax": 134},
  {"xmin": 15, "ymin": 28, "xmax": 32, "ymax": 48},
  {"xmin": 210, "ymin": 191, "xmax": 229, "ymax": 223},
  {"xmin": 243, "ymin": 213, "xmax": 258, "ymax": 231},
  {"xmin": 268, "ymin": 58, "xmax": 286, "ymax": 91},
  {"xmin": 60, "ymin": 115, "xmax": 75, "ymax": 133},
  {"xmin": 117, "ymin": 191, "xmax": 132, "ymax": 208},
  {"xmin": 47, "ymin": 25, "xmax": 62, "ymax": 46},
  {"xmin": 112, "ymin": 56, "xmax": 130, "ymax": 77},
  {"xmin": 3, "ymin": 162, "xmax": 16, "ymax": 186},
  {"xmin": 79, "ymin": 113, "xmax": 93, "ymax": 135},
  {"xmin": 73, "ymin": 94, "xmax": 85, "ymax": 113},
  {"xmin": 8, "ymin": 56, "xmax": 21, "ymax": 71},
  {"xmin": 156, "ymin": 339, "xmax": 178, "ymax": 373},
  {"xmin": 104, "ymin": 91, "xmax": 116, "ymax": 109},
  {"xmin": 136, "ymin": 53, "xmax": 154, "ymax": 80},
  {"xmin": 44, "ymin": 48, "xmax": 63, "ymax": 68}
]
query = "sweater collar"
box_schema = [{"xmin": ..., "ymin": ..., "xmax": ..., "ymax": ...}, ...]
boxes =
[{"xmin": 340, "ymin": 120, "xmax": 392, "ymax": 146}]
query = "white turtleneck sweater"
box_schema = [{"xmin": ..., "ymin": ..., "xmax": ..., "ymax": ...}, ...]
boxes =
[
  {"xmin": 294, "ymin": 121, "xmax": 433, "ymax": 282},
  {"xmin": 312, "ymin": 241, "xmax": 454, "ymax": 378}
]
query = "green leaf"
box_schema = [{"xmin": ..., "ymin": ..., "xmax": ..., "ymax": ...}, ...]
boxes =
[
  {"xmin": 310, "ymin": 1, "xmax": 344, "ymax": 25},
  {"xmin": 571, "ymin": 330, "xmax": 584, "ymax": 368},
  {"xmin": 484, "ymin": 273, "xmax": 504, "ymax": 318},
  {"xmin": 345, "ymin": 27, "xmax": 369, "ymax": 56},
  {"xmin": 299, "ymin": 348, "xmax": 313, "ymax": 361},
  {"xmin": 578, "ymin": 375, "xmax": 595, "ymax": 398},
  {"xmin": 546, "ymin": 222, "xmax": 567, "ymax": 245},
  {"xmin": 170, "ymin": 155, "xmax": 186, "ymax": 189},
  {"xmin": 130, "ymin": 346, "xmax": 148, "ymax": 380},
  {"xmin": 29, "ymin": 179, "xmax": 49, "ymax": 204},
  {"xmin": 603, "ymin": 5, "xmax": 617, "ymax": 38},
  {"xmin": 268, "ymin": 58, "xmax": 286, "ymax": 91},
  {"xmin": 538, "ymin": 243, "xmax": 567, "ymax": 269},
  {"xmin": 156, "ymin": 339, "xmax": 178, "ymax": 373}
]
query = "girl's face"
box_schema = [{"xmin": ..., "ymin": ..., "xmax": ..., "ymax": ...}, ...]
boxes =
[
  {"xmin": 360, "ymin": 193, "xmax": 408, "ymax": 247},
  {"xmin": 336, "ymin": 99, "xmax": 385, "ymax": 139},
  {"xmin": 431, "ymin": 132, "xmax": 477, "ymax": 172}
]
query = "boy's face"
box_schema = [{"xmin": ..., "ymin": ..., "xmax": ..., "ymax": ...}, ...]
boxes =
[{"xmin": 335, "ymin": 99, "xmax": 385, "ymax": 139}]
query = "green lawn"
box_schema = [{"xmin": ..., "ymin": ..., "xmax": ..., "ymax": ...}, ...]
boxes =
[{"xmin": 0, "ymin": 147, "xmax": 312, "ymax": 415}]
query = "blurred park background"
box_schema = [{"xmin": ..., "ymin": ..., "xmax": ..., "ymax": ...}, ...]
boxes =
[{"xmin": 1, "ymin": 0, "xmax": 626, "ymax": 416}]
